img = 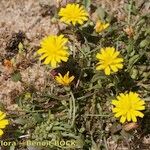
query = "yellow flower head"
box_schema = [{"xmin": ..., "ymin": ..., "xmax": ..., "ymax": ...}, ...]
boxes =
[
  {"xmin": 96, "ymin": 47, "xmax": 123, "ymax": 75},
  {"xmin": 58, "ymin": 3, "xmax": 88, "ymax": 26},
  {"xmin": 112, "ymin": 92, "xmax": 145, "ymax": 123},
  {"xmin": 0, "ymin": 111, "xmax": 9, "ymax": 136},
  {"xmin": 94, "ymin": 20, "xmax": 109, "ymax": 33},
  {"xmin": 37, "ymin": 35, "xmax": 69, "ymax": 68},
  {"xmin": 55, "ymin": 71, "xmax": 75, "ymax": 86}
]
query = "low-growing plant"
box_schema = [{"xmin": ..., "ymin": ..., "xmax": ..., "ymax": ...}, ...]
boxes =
[{"xmin": 1, "ymin": 0, "xmax": 150, "ymax": 149}]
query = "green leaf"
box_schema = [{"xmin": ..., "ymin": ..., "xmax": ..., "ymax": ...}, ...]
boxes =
[
  {"xmin": 91, "ymin": 73, "xmax": 102, "ymax": 83},
  {"xmin": 96, "ymin": 7, "xmax": 106, "ymax": 20},
  {"xmin": 130, "ymin": 69, "xmax": 138, "ymax": 79},
  {"xmin": 0, "ymin": 102, "xmax": 5, "ymax": 111},
  {"xmin": 126, "ymin": 41, "xmax": 134, "ymax": 53},
  {"xmin": 33, "ymin": 113, "xmax": 43, "ymax": 123},
  {"xmin": 14, "ymin": 118, "xmax": 26, "ymax": 125},
  {"xmin": 18, "ymin": 42, "xmax": 24, "ymax": 51},
  {"xmin": 83, "ymin": 0, "xmax": 91, "ymax": 9},
  {"xmin": 11, "ymin": 71, "xmax": 22, "ymax": 82},
  {"xmin": 140, "ymin": 39, "xmax": 150, "ymax": 48},
  {"xmin": 145, "ymin": 27, "xmax": 150, "ymax": 35},
  {"xmin": 128, "ymin": 54, "xmax": 140, "ymax": 68}
]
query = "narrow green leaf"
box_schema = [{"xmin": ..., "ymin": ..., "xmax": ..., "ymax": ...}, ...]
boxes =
[
  {"xmin": 83, "ymin": 0, "xmax": 91, "ymax": 9},
  {"xmin": 140, "ymin": 39, "xmax": 150, "ymax": 48},
  {"xmin": 128, "ymin": 54, "xmax": 140, "ymax": 68},
  {"xmin": 11, "ymin": 71, "xmax": 22, "ymax": 82}
]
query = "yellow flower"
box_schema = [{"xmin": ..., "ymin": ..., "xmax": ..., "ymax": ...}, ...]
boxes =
[
  {"xmin": 0, "ymin": 111, "xmax": 9, "ymax": 136},
  {"xmin": 112, "ymin": 92, "xmax": 145, "ymax": 123},
  {"xmin": 37, "ymin": 35, "xmax": 69, "ymax": 68},
  {"xmin": 55, "ymin": 71, "xmax": 75, "ymax": 86},
  {"xmin": 94, "ymin": 20, "xmax": 109, "ymax": 33},
  {"xmin": 58, "ymin": 3, "xmax": 88, "ymax": 26},
  {"xmin": 96, "ymin": 47, "xmax": 123, "ymax": 75}
]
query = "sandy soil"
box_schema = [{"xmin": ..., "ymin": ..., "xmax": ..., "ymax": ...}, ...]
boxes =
[{"xmin": 0, "ymin": 0, "xmax": 57, "ymax": 107}]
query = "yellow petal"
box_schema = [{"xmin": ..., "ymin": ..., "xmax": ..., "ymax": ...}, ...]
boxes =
[
  {"xmin": 96, "ymin": 65, "xmax": 104, "ymax": 70},
  {"xmin": 134, "ymin": 111, "xmax": 144, "ymax": 118},
  {"xmin": 112, "ymin": 51, "xmax": 120, "ymax": 58},
  {"xmin": 69, "ymin": 76, "xmax": 75, "ymax": 82},
  {"xmin": 51, "ymin": 59, "xmax": 57, "ymax": 68},
  {"xmin": 44, "ymin": 57, "xmax": 51, "ymax": 65},
  {"xmin": 72, "ymin": 21, "xmax": 76, "ymax": 26},
  {"xmin": 104, "ymin": 67, "xmax": 111, "ymax": 75},
  {"xmin": 78, "ymin": 20, "xmax": 84, "ymax": 25},
  {"xmin": 107, "ymin": 47, "xmax": 115, "ymax": 56},
  {"xmin": 135, "ymin": 106, "xmax": 145, "ymax": 110},
  {"xmin": 131, "ymin": 113, "xmax": 137, "ymax": 122},
  {"xmin": 0, "ymin": 120, "xmax": 9, "ymax": 128},
  {"xmin": 137, "ymin": 100, "xmax": 145, "ymax": 106},
  {"xmin": 127, "ymin": 112, "xmax": 131, "ymax": 121},
  {"xmin": 120, "ymin": 116, "xmax": 126, "ymax": 123},
  {"xmin": 61, "ymin": 56, "xmax": 68, "ymax": 62},
  {"xmin": 115, "ymin": 64, "xmax": 123, "ymax": 69},
  {"xmin": 39, "ymin": 54, "xmax": 48, "ymax": 60},
  {"xmin": 112, "ymin": 108, "xmax": 120, "ymax": 113},
  {"xmin": 37, "ymin": 48, "xmax": 46, "ymax": 54},
  {"xmin": 110, "ymin": 65, "xmax": 118, "ymax": 72},
  {"xmin": 114, "ymin": 58, "xmax": 124, "ymax": 63},
  {"xmin": 0, "ymin": 113, "xmax": 6, "ymax": 121},
  {"xmin": 112, "ymin": 100, "xmax": 119, "ymax": 106},
  {"xmin": 96, "ymin": 53, "xmax": 103, "ymax": 59},
  {"xmin": 114, "ymin": 112, "xmax": 122, "ymax": 118},
  {"xmin": 0, "ymin": 129, "xmax": 3, "ymax": 136},
  {"xmin": 103, "ymin": 23, "xmax": 110, "ymax": 29}
]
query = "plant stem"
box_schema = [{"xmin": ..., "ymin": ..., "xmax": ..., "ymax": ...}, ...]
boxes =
[
  {"xmin": 70, "ymin": 91, "xmax": 76, "ymax": 128},
  {"xmin": 104, "ymin": 136, "xmax": 109, "ymax": 150},
  {"xmin": 72, "ymin": 26, "xmax": 77, "ymax": 58},
  {"xmin": 69, "ymin": 95, "xmax": 72, "ymax": 121},
  {"xmin": 128, "ymin": 0, "xmax": 133, "ymax": 25}
]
